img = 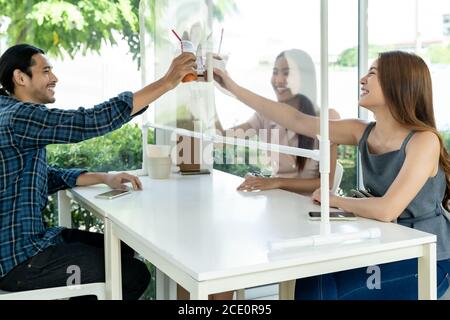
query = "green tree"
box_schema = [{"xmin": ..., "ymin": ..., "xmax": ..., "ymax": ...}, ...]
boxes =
[
  {"xmin": 0, "ymin": 0, "xmax": 139, "ymax": 59},
  {"xmin": 335, "ymin": 45, "xmax": 390, "ymax": 67},
  {"xmin": 337, "ymin": 145, "xmax": 357, "ymax": 195},
  {"xmin": 0, "ymin": 0, "xmax": 236, "ymax": 64},
  {"xmin": 335, "ymin": 47, "xmax": 358, "ymax": 67},
  {"xmin": 442, "ymin": 130, "xmax": 450, "ymax": 151},
  {"xmin": 213, "ymin": 145, "xmax": 264, "ymax": 178},
  {"xmin": 427, "ymin": 44, "xmax": 450, "ymax": 65}
]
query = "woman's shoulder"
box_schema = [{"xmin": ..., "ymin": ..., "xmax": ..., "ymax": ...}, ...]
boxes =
[
  {"xmin": 403, "ymin": 131, "xmax": 441, "ymax": 175},
  {"xmin": 404, "ymin": 131, "xmax": 441, "ymax": 178},
  {"xmin": 407, "ymin": 130, "xmax": 440, "ymax": 154}
]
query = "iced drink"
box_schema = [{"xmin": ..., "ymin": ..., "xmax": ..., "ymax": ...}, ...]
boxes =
[{"xmin": 181, "ymin": 40, "xmax": 198, "ymax": 83}]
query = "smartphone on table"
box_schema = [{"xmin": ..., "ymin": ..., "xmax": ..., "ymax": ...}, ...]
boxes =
[
  {"xmin": 95, "ymin": 189, "xmax": 131, "ymax": 200},
  {"xmin": 180, "ymin": 169, "xmax": 211, "ymax": 176},
  {"xmin": 308, "ymin": 211, "xmax": 357, "ymax": 221}
]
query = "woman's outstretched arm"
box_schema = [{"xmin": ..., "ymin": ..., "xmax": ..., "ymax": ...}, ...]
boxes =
[{"xmin": 213, "ymin": 68, "xmax": 368, "ymax": 146}]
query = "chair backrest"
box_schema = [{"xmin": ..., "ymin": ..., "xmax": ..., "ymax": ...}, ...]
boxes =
[{"xmin": 331, "ymin": 162, "xmax": 344, "ymax": 194}]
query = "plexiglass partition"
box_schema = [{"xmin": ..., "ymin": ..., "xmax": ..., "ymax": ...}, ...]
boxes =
[
  {"xmin": 139, "ymin": 0, "xmax": 324, "ymax": 171},
  {"xmin": 139, "ymin": 0, "xmax": 381, "ymax": 247},
  {"xmin": 140, "ymin": 0, "xmax": 218, "ymax": 172}
]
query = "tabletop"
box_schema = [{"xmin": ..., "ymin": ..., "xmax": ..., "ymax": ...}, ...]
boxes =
[{"xmin": 71, "ymin": 170, "xmax": 436, "ymax": 284}]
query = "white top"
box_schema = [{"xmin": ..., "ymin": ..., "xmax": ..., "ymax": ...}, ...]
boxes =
[{"xmin": 71, "ymin": 170, "xmax": 435, "ymax": 282}]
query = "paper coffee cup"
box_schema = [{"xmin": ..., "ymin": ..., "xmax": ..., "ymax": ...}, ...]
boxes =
[
  {"xmin": 147, "ymin": 157, "xmax": 171, "ymax": 179},
  {"xmin": 146, "ymin": 144, "xmax": 171, "ymax": 158}
]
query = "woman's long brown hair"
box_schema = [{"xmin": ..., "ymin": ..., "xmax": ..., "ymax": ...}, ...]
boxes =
[{"xmin": 377, "ymin": 51, "xmax": 450, "ymax": 210}]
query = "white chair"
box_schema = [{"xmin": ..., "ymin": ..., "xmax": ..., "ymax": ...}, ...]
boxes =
[
  {"xmin": 236, "ymin": 162, "xmax": 345, "ymax": 300},
  {"xmin": 0, "ymin": 283, "xmax": 106, "ymax": 300},
  {"xmin": 0, "ymin": 191, "xmax": 107, "ymax": 300}
]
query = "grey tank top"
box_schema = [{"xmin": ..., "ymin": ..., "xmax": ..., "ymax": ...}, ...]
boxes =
[{"xmin": 359, "ymin": 122, "xmax": 450, "ymax": 260}]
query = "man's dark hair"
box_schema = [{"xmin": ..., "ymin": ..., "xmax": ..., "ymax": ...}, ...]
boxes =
[{"xmin": 0, "ymin": 44, "xmax": 45, "ymax": 96}]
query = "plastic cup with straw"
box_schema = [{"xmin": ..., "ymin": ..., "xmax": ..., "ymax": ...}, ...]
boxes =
[
  {"xmin": 217, "ymin": 28, "xmax": 224, "ymax": 56},
  {"xmin": 212, "ymin": 28, "xmax": 228, "ymax": 74},
  {"xmin": 172, "ymin": 29, "xmax": 197, "ymax": 83}
]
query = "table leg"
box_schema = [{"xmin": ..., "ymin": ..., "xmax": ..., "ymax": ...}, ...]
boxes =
[
  {"xmin": 279, "ymin": 280, "xmax": 295, "ymax": 300},
  {"xmin": 156, "ymin": 269, "xmax": 167, "ymax": 299},
  {"xmin": 236, "ymin": 289, "xmax": 246, "ymax": 300},
  {"xmin": 189, "ymin": 285, "xmax": 209, "ymax": 300},
  {"xmin": 169, "ymin": 278, "xmax": 177, "ymax": 299},
  {"xmin": 156, "ymin": 269, "xmax": 178, "ymax": 300},
  {"xmin": 105, "ymin": 219, "xmax": 122, "ymax": 300},
  {"xmin": 418, "ymin": 242, "xmax": 437, "ymax": 300}
]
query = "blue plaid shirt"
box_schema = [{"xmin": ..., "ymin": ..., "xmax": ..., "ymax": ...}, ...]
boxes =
[{"xmin": 0, "ymin": 91, "xmax": 140, "ymax": 278}]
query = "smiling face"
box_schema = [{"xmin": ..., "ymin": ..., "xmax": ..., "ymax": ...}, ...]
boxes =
[
  {"xmin": 21, "ymin": 53, "xmax": 58, "ymax": 104},
  {"xmin": 271, "ymin": 56, "xmax": 296, "ymax": 102},
  {"xmin": 359, "ymin": 60, "xmax": 386, "ymax": 111}
]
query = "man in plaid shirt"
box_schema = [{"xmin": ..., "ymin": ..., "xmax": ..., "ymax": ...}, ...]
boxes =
[{"xmin": 0, "ymin": 44, "xmax": 195, "ymax": 299}]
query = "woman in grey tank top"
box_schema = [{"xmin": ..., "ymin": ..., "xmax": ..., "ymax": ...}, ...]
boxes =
[{"xmin": 214, "ymin": 51, "xmax": 450, "ymax": 299}]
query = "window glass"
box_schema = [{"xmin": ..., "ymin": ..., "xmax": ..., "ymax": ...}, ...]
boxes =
[{"xmin": 368, "ymin": 0, "xmax": 450, "ymax": 132}]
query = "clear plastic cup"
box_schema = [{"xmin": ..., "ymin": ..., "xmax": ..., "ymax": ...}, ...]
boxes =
[
  {"xmin": 203, "ymin": 53, "xmax": 229, "ymax": 82},
  {"xmin": 181, "ymin": 40, "xmax": 197, "ymax": 83},
  {"xmin": 212, "ymin": 53, "xmax": 229, "ymax": 72}
]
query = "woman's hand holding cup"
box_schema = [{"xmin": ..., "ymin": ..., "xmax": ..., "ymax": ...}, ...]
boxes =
[{"xmin": 213, "ymin": 67, "xmax": 234, "ymax": 92}]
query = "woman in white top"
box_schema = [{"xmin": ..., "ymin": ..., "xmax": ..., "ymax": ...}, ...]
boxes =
[{"xmin": 215, "ymin": 49, "xmax": 340, "ymax": 194}]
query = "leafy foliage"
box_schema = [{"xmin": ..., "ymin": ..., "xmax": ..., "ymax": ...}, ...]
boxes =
[
  {"xmin": 335, "ymin": 45, "xmax": 389, "ymax": 67},
  {"xmin": 213, "ymin": 145, "xmax": 263, "ymax": 178},
  {"xmin": 336, "ymin": 43, "xmax": 450, "ymax": 67},
  {"xmin": 47, "ymin": 123, "xmax": 143, "ymax": 172},
  {"xmin": 0, "ymin": 0, "xmax": 237, "ymax": 65},
  {"xmin": 427, "ymin": 44, "xmax": 450, "ymax": 65},
  {"xmin": 335, "ymin": 47, "xmax": 358, "ymax": 68},
  {"xmin": 44, "ymin": 123, "xmax": 143, "ymax": 230},
  {"xmin": 442, "ymin": 130, "xmax": 450, "ymax": 151},
  {"xmin": 337, "ymin": 145, "xmax": 357, "ymax": 195},
  {"xmin": 211, "ymin": 0, "xmax": 238, "ymax": 22},
  {"xmin": 0, "ymin": 0, "xmax": 139, "ymax": 59}
]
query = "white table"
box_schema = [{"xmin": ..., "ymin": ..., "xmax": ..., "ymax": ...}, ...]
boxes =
[{"xmin": 65, "ymin": 170, "xmax": 437, "ymax": 300}]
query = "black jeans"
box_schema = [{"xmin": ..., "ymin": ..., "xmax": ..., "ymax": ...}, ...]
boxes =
[{"xmin": 0, "ymin": 229, "xmax": 150, "ymax": 300}]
